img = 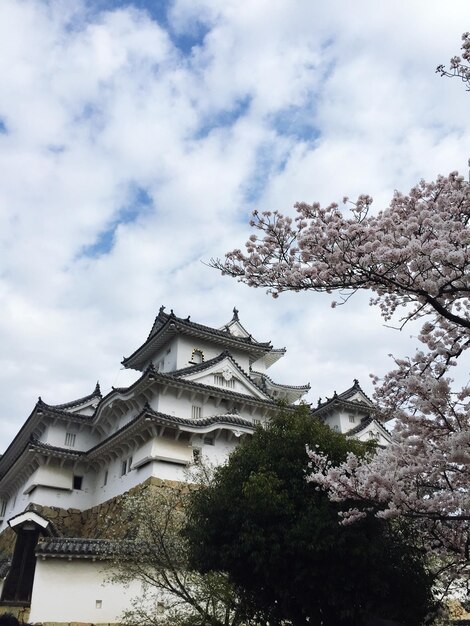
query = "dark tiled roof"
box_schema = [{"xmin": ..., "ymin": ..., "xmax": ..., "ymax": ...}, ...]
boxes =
[
  {"xmin": 250, "ymin": 370, "xmax": 310, "ymax": 392},
  {"xmin": 346, "ymin": 416, "xmax": 391, "ymax": 439},
  {"xmin": 151, "ymin": 369, "xmax": 275, "ymax": 405},
  {"xmin": 36, "ymin": 400, "xmax": 93, "ymax": 422},
  {"xmin": 172, "ymin": 351, "xmax": 272, "ymax": 397},
  {"xmin": 170, "ymin": 351, "xmax": 231, "ymax": 377},
  {"xmin": 123, "ymin": 308, "xmax": 272, "ymax": 368},
  {"xmin": 111, "ymin": 360, "xmax": 276, "ymax": 407},
  {"xmin": 337, "ymin": 379, "xmax": 374, "ymax": 404},
  {"xmin": 48, "ymin": 382, "xmax": 102, "ymax": 410},
  {"xmin": 346, "ymin": 416, "xmax": 373, "ymax": 437},
  {"xmin": 28, "ymin": 438, "xmax": 85, "ymax": 459},
  {"xmin": 36, "ymin": 537, "xmax": 113, "ymax": 558},
  {"xmin": 143, "ymin": 404, "xmax": 255, "ymax": 430},
  {"xmin": 86, "ymin": 405, "xmax": 255, "ymax": 458},
  {"xmin": 151, "ymin": 308, "xmax": 271, "ymax": 347},
  {"xmin": 314, "ymin": 380, "xmax": 373, "ymax": 414}
]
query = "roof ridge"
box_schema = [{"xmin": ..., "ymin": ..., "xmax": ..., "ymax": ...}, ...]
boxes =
[
  {"xmin": 143, "ymin": 405, "xmax": 254, "ymax": 429},
  {"xmin": 35, "ymin": 400, "xmax": 93, "ymax": 421},
  {"xmin": 250, "ymin": 369, "xmax": 310, "ymax": 391},
  {"xmin": 171, "ymin": 351, "xmax": 229, "ymax": 377},
  {"xmin": 28, "ymin": 437, "xmax": 85, "ymax": 457},
  {"xmin": 173, "ymin": 351, "xmax": 272, "ymax": 399},
  {"xmin": 45, "ymin": 382, "xmax": 102, "ymax": 410}
]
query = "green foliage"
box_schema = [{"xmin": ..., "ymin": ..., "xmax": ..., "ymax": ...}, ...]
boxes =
[
  {"xmin": 106, "ymin": 482, "xmax": 247, "ymax": 626},
  {"xmin": 186, "ymin": 406, "xmax": 437, "ymax": 626}
]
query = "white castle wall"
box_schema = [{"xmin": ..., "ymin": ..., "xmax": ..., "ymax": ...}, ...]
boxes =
[
  {"xmin": 43, "ymin": 421, "xmax": 98, "ymax": 451},
  {"xmin": 29, "ymin": 559, "xmax": 145, "ymax": 624},
  {"xmin": 170, "ymin": 335, "xmax": 251, "ymax": 372}
]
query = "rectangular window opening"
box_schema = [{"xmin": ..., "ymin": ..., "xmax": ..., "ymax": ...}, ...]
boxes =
[
  {"xmin": 73, "ymin": 475, "xmax": 83, "ymax": 490},
  {"xmin": 121, "ymin": 456, "xmax": 133, "ymax": 476},
  {"xmin": 65, "ymin": 432, "xmax": 76, "ymax": 447},
  {"xmin": 191, "ymin": 405, "xmax": 202, "ymax": 419}
]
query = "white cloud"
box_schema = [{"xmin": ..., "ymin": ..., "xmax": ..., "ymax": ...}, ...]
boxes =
[{"xmin": 0, "ymin": 0, "xmax": 469, "ymax": 449}]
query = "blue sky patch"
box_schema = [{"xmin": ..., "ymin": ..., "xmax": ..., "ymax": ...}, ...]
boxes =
[
  {"xmin": 47, "ymin": 144, "xmax": 66, "ymax": 154},
  {"xmin": 195, "ymin": 96, "xmax": 252, "ymax": 139},
  {"xmin": 269, "ymin": 103, "xmax": 320, "ymax": 143},
  {"xmin": 80, "ymin": 185, "xmax": 154, "ymax": 259},
  {"xmin": 82, "ymin": 226, "xmax": 116, "ymax": 258},
  {"xmin": 0, "ymin": 118, "xmax": 8, "ymax": 134},
  {"xmin": 90, "ymin": 0, "xmax": 209, "ymax": 54},
  {"xmin": 240, "ymin": 141, "xmax": 286, "ymax": 208}
]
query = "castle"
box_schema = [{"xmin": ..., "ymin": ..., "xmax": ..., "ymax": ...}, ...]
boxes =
[{"xmin": 0, "ymin": 307, "xmax": 390, "ymax": 623}]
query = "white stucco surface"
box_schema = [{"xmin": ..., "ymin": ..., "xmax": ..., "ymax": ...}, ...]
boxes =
[{"xmin": 29, "ymin": 559, "xmax": 145, "ymax": 623}]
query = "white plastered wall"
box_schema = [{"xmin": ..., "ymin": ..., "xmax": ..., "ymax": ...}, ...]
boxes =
[
  {"xmin": 29, "ymin": 559, "xmax": 146, "ymax": 624},
  {"xmin": 173, "ymin": 336, "xmax": 250, "ymax": 372},
  {"xmin": 44, "ymin": 422, "xmax": 98, "ymax": 450}
]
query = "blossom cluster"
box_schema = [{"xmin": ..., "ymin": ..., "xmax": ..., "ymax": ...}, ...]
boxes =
[
  {"xmin": 216, "ymin": 170, "xmax": 470, "ymax": 589},
  {"xmin": 436, "ymin": 32, "xmax": 470, "ymax": 89}
]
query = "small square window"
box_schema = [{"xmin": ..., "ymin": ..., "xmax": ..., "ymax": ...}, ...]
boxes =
[
  {"xmin": 193, "ymin": 448, "xmax": 201, "ymax": 463},
  {"xmin": 203, "ymin": 435, "xmax": 214, "ymax": 446},
  {"xmin": 103, "ymin": 470, "xmax": 108, "ymax": 486},
  {"xmin": 95, "ymin": 600, "xmax": 102, "ymax": 609},
  {"xmin": 73, "ymin": 475, "xmax": 83, "ymax": 490},
  {"xmin": 0, "ymin": 500, "xmax": 7, "ymax": 517},
  {"xmin": 121, "ymin": 461, "xmax": 127, "ymax": 476},
  {"xmin": 349, "ymin": 415, "xmax": 355, "ymax": 424}
]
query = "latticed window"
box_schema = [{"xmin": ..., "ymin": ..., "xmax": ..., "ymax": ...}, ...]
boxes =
[
  {"xmin": 191, "ymin": 405, "xmax": 202, "ymax": 419},
  {"xmin": 65, "ymin": 432, "xmax": 76, "ymax": 447},
  {"xmin": 214, "ymin": 374, "xmax": 235, "ymax": 388}
]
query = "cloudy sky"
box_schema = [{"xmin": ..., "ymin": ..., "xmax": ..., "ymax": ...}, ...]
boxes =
[{"xmin": 0, "ymin": 0, "xmax": 469, "ymax": 450}]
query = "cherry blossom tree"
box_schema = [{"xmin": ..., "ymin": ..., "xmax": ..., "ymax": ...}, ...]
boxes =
[
  {"xmin": 212, "ymin": 170, "xmax": 470, "ymax": 591},
  {"xmin": 437, "ymin": 32, "xmax": 470, "ymax": 89}
]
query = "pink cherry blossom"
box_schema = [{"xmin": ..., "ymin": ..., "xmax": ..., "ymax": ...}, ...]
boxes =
[
  {"xmin": 437, "ymin": 32, "xmax": 470, "ymax": 89},
  {"xmin": 214, "ymin": 170, "xmax": 470, "ymax": 591}
]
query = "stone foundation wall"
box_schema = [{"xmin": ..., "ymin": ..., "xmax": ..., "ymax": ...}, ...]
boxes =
[
  {"xmin": 0, "ymin": 477, "xmax": 189, "ymax": 558},
  {"xmin": 0, "ymin": 605, "xmax": 30, "ymax": 622}
]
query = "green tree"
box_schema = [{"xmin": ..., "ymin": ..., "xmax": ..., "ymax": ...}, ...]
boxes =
[
  {"xmin": 186, "ymin": 406, "xmax": 437, "ymax": 626},
  {"xmin": 105, "ymin": 479, "xmax": 247, "ymax": 626}
]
